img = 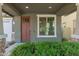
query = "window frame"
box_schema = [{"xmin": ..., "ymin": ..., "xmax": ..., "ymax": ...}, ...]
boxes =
[{"xmin": 37, "ymin": 14, "xmax": 57, "ymax": 38}]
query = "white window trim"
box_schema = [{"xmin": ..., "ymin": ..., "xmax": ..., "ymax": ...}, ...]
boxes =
[{"xmin": 37, "ymin": 14, "xmax": 57, "ymax": 38}]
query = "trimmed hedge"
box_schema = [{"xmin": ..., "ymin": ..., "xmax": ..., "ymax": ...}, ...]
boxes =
[{"xmin": 11, "ymin": 42, "xmax": 79, "ymax": 56}]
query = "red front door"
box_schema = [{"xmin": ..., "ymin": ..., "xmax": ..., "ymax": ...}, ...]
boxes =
[{"xmin": 21, "ymin": 16, "xmax": 30, "ymax": 42}]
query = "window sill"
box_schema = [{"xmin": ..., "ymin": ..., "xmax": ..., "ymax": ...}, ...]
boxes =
[{"xmin": 37, "ymin": 35, "xmax": 57, "ymax": 38}]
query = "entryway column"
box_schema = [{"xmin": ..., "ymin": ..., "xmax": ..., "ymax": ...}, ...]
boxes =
[
  {"xmin": 0, "ymin": 3, "xmax": 6, "ymax": 56},
  {"xmin": 56, "ymin": 15, "xmax": 63, "ymax": 41},
  {"xmin": 0, "ymin": 3, "xmax": 3, "ymax": 35}
]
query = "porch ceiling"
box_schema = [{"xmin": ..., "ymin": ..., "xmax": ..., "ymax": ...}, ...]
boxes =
[
  {"xmin": 4, "ymin": 3, "xmax": 76, "ymax": 15},
  {"xmin": 5, "ymin": 3, "xmax": 65, "ymax": 14}
]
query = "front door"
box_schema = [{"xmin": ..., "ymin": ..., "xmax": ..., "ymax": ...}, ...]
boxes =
[{"xmin": 21, "ymin": 16, "xmax": 30, "ymax": 42}]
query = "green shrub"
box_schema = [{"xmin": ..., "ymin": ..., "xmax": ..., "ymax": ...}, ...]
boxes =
[
  {"xmin": 11, "ymin": 42, "xmax": 79, "ymax": 56},
  {"xmin": 11, "ymin": 42, "xmax": 35, "ymax": 56},
  {"xmin": 61, "ymin": 42, "xmax": 79, "ymax": 56}
]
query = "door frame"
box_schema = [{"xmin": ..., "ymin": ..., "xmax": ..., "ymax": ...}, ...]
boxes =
[{"xmin": 21, "ymin": 16, "xmax": 30, "ymax": 42}]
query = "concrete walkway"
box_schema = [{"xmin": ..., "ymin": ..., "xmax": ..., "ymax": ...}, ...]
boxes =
[{"xmin": 4, "ymin": 43, "xmax": 22, "ymax": 56}]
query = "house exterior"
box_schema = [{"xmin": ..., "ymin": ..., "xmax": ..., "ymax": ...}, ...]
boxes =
[{"xmin": 0, "ymin": 3, "xmax": 78, "ymax": 43}]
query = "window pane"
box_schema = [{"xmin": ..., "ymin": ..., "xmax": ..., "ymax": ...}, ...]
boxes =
[
  {"xmin": 47, "ymin": 17, "xmax": 55, "ymax": 35},
  {"xmin": 39, "ymin": 17, "xmax": 46, "ymax": 35}
]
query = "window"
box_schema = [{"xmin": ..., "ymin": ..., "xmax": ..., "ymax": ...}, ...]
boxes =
[{"xmin": 37, "ymin": 14, "xmax": 56, "ymax": 37}]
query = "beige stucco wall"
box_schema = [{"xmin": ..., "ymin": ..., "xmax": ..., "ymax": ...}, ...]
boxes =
[{"xmin": 62, "ymin": 11, "xmax": 76, "ymax": 39}]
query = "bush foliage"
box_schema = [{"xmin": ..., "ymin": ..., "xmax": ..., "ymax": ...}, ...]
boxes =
[{"xmin": 11, "ymin": 42, "xmax": 79, "ymax": 56}]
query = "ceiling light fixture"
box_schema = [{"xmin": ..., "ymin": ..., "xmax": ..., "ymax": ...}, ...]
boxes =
[
  {"xmin": 25, "ymin": 6, "xmax": 29, "ymax": 9},
  {"xmin": 48, "ymin": 6, "xmax": 52, "ymax": 9}
]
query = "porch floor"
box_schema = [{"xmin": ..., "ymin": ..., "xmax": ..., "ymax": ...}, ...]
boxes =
[{"xmin": 4, "ymin": 43, "xmax": 23, "ymax": 56}]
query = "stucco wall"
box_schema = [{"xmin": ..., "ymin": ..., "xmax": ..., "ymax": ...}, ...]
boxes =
[
  {"xmin": 62, "ymin": 11, "xmax": 76, "ymax": 39},
  {"xmin": 13, "ymin": 16, "xmax": 21, "ymax": 42}
]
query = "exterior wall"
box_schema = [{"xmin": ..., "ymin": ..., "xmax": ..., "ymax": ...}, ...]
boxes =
[
  {"xmin": 75, "ymin": 4, "xmax": 79, "ymax": 35},
  {"xmin": 13, "ymin": 16, "xmax": 21, "ymax": 42},
  {"xmin": 62, "ymin": 11, "xmax": 76, "ymax": 39},
  {"xmin": 18, "ymin": 14, "xmax": 62, "ymax": 42}
]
